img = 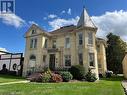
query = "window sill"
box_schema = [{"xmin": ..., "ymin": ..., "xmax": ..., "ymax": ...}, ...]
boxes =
[
  {"xmin": 65, "ymin": 66, "xmax": 71, "ymax": 68},
  {"xmin": 89, "ymin": 66, "xmax": 96, "ymax": 69},
  {"xmin": 87, "ymin": 44, "xmax": 93, "ymax": 47},
  {"xmin": 29, "ymin": 48, "xmax": 37, "ymax": 50}
]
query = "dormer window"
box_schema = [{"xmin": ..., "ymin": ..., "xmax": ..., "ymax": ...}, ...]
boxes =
[{"xmin": 32, "ymin": 29, "xmax": 36, "ymax": 35}]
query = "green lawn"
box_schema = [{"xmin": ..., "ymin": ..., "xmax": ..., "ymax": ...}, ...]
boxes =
[
  {"xmin": 0, "ymin": 74, "xmax": 25, "ymax": 83},
  {"xmin": 0, "ymin": 75, "xmax": 125, "ymax": 95}
]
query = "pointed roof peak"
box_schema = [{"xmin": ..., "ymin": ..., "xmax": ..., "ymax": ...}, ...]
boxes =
[{"xmin": 77, "ymin": 8, "xmax": 96, "ymax": 28}]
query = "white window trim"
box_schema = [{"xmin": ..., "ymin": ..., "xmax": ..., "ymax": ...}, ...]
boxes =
[
  {"xmin": 30, "ymin": 38, "xmax": 37, "ymax": 49},
  {"xmin": 78, "ymin": 32, "xmax": 83, "ymax": 46},
  {"xmin": 88, "ymin": 32, "xmax": 93, "ymax": 45},
  {"xmin": 64, "ymin": 55, "xmax": 71, "ymax": 67},
  {"xmin": 65, "ymin": 37, "xmax": 71, "ymax": 49}
]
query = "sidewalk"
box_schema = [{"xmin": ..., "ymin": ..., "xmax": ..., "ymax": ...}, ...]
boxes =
[
  {"xmin": 122, "ymin": 80, "xmax": 127, "ymax": 95},
  {"xmin": 0, "ymin": 80, "xmax": 29, "ymax": 86}
]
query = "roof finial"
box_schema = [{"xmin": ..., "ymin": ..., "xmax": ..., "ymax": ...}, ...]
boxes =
[{"xmin": 83, "ymin": 0, "xmax": 86, "ymax": 9}]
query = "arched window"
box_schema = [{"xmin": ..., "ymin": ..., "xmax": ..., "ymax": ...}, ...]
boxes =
[
  {"xmin": 31, "ymin": 29, "xmax": 36, "ymax": 34},
  {"xmin": 30, "ymin": 55, "xmax": 36, "ymax": 61}
]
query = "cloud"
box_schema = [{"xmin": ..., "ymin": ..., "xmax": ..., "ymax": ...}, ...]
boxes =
[
  {"xmin": 48, "ymin": 14, "xmax": 57, "ymax": 19},
  {"xmin": 0, "ymin": 14, "xmax": 26, "ymax": 28},
  {"xmin": 61, "ymin": 10, "xmax": 66, "ymax": 14},
  {"xmin": 28, "ymin": 21, "xmax": 38, "ymax": 26},
  {"xmin": 92, "ymin": 10, "xmax": 127, "ymax": 41},
  {"xmin": 48, "ymin": 16, "xmax": 79, "ymax": 31},
  {"xmin": 67, "ymin": 8, "xmax": 71, "ymax": 15},
  {"xmin": 43, "ymin": 17, "xmax": 47, "ymax": 20},
  {"xmin": 0, "ymin": 47, "xmax": 7, "ymax": 52}
]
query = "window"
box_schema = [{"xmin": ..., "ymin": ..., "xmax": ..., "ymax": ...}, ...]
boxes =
[
  {"xmin": 79, "ymin": 53, "xmax": 83, "ymax": 65},
  {"xmin": 30, "ymin": 38, "xmax": 37, "ymax": 49},
  {"xmin": 89, "ymin": 53, "xmax": 95, "ymax": 66},
  {"xmin": 98, "ymin": 60, "xmax": 101, "ymax": 68},
  {"xmin": 65, "ymin": 55, "xmax": 71, "ymax": 66},
  {"xmin": 32, "ymin": 29, "xmax": 36, "ymax": 34},
  {"xmin": 29, "ymin": 55, "xmax": 36, "ymax": 68},
  {"xmin": 34, "ymin": 39, "xmax": 37, "ymax": 48},
  {"xmin": 30, "ymin": 39, "xmax": 34, "ymax": 48},
  {"xmin": 44, "ymin": 39, "xmax": 48, "ymax": 48},
  {"xmin": 30, "ymin": 55, "xmax": 36, "ymax": 61},
  {"xmin": 65, "ymin": 37, "xmax": 70, "ymax": 48},
  {"xmin": 88, "ymin": 32, "xmax": 93, "ymax": 45},
  {"xmin": 97, "ymin": 45, "xmax": 100, "ymax": 52},
  {"xmin": 52, "ymin": 40, "xmax": 56, "ymax": 48},
  {"xmin": 43, "ymin": 55, "xmax": 46, "ymax": 63},
  {"xmin": 78, "ymin": 33, "xmax": 83, "ymax": 45},
  {"xmin": 98, "ymin": 63, "xmax": 102, "ymax": 68}
]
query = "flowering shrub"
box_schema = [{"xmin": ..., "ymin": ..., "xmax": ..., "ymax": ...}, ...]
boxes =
[
  {"xmin": 59, "ymin": 71, "xmax": 73, "ymax": 82},
  {"xmin": 51, "ymin": 73, "xmax": 63, "ymax": 82}
]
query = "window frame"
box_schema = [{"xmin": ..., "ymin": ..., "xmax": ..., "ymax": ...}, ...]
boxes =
[
  {"xmin": 52, "ymin": 40, "xmax": 57, "ymax": 48},
  {"xmin": 65, "ymin": 37, "xmax": 70, "ymax": 48},
  {"xmin": 30, "ymin": 38, "xmax": 37, "ymax": 49},
  {"xmin": 78, "ymin": 53, "xmax": 83, "ymax": 65},
  {"xmin": 44, "ymin": 39, "xmax": 48, "ymax": 48},
  {"xmin": 64, "ymin": 55, "xmax": 71, "ymax": 67},
  {"xmin": 78, "ymin": 32, "xmax": 83, "ymax": 45},
  {"xmin": 43, "ymin": 55, "xmax": 46, "ymax": 63},
  {"xmin": 31, "ymin": 29, "xmax": 36, "ymax": 35},
  {"xmin": 97, "ymin": 45, "xmax": 100, "ymax": 53},
  {"xmin": 88, "ymin": 32, "xmax": 93, "ymax": 45},
  {"xmin": 89, "ymin": 53, "xmax": 95, "ymax": 67}
]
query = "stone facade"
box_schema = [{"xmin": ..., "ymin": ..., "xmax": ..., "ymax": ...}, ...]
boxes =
[{"xmin": 23, "ymin": 8, "xmax": 107, "ymax": 79}]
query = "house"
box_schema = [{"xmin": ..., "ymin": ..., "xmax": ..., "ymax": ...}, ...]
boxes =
[
  {"xmin": 0, "ymin": 52, "xmax": 24, "ymax": 76},
  {"xmin": 122, "ymin": 51, "xmax": 127, "ymax": 79},
  {"xmin": 23, "ymin": 8, "xmax": 107, "ymax": 78},
  {"xmin": 0, "ymin": 50, "xmax": 10, "ymax": 55}
]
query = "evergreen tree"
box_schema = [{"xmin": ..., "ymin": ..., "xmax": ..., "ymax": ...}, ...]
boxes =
[{"xmin": 106, "ymin": 33, "xmax": 127, "ymax": 74}]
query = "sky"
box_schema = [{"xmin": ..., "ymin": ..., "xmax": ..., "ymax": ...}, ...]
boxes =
[{"xmin": 0, "ymin": 0, "xmax": 127, "ymax": 53}]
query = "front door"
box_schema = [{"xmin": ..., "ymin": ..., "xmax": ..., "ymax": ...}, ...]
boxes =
[{"xmin": 49, "ymin": 54, "xmax": 55, "ymax": 70}]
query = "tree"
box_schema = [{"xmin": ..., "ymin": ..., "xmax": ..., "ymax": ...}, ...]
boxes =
[{"xmin": 106, "ymin": 33, "xmax": 127, "ymax": 74}]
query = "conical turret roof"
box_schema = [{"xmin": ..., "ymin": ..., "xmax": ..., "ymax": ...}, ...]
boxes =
[{"xmin": 77, "ymin": 8, "xmax": 96, "ymax": 28}]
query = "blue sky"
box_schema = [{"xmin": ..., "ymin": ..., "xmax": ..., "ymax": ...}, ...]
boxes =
[{"xmin": 0, "ymin": 0, "xmax": 127, "ymax": 53}]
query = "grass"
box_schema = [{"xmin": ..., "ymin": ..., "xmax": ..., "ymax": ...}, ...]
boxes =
[
  {"xmin": 0, "ymin": 74, "xmax": 25, "ymax": 83},
  {"xmin": 0, "ymin": 75, "xmax": 125, "ymax": 95}
]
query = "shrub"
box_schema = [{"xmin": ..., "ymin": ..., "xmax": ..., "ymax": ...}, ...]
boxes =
[
  {"xmin": 59, "ymin": 71, "xmax": 73, "ymax": 82},
  {"xmin": 105, "ymin": 71, "xmax": 113, "ymax": 78},
  {"xmin": 99, "ymin": 73, "xmax": 103, "ymax": 78},
  {"xmin": 42, "ymin": 68, "xmax": 52, "ymax": 83},
  {"xmin": 51, "ymin": 73, "xmax": 63, "ymax": 82},
  {"xmin": 42, "ymin": 73, "xmax": 51, "ymax": 83},
  {"xmin": 85, "ymin": 69, "xmax": 97, "ymax": 82},
  {"xmin": 69, "ymin": 65, "xmax": 85, "ymax": 80},
  {"xmin": 27, "ymin": 73, "xmax": 42, "ymax": 82},
  {"xmin": 55, "ymin": 67, "xmax": 69, "ymax": 71}
]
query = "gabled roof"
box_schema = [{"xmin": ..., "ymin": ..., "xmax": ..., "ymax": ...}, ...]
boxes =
[
  {"xmin": 25, "ymin": 24, "xmax": 51, "ymax": 37},
  {"xmin": 77, "ymin": 8, "xmax": 96, "ymax": 28},
  {"xmin": 50, "ymin": 25, "xmax": 76, "ymax": 35}
]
